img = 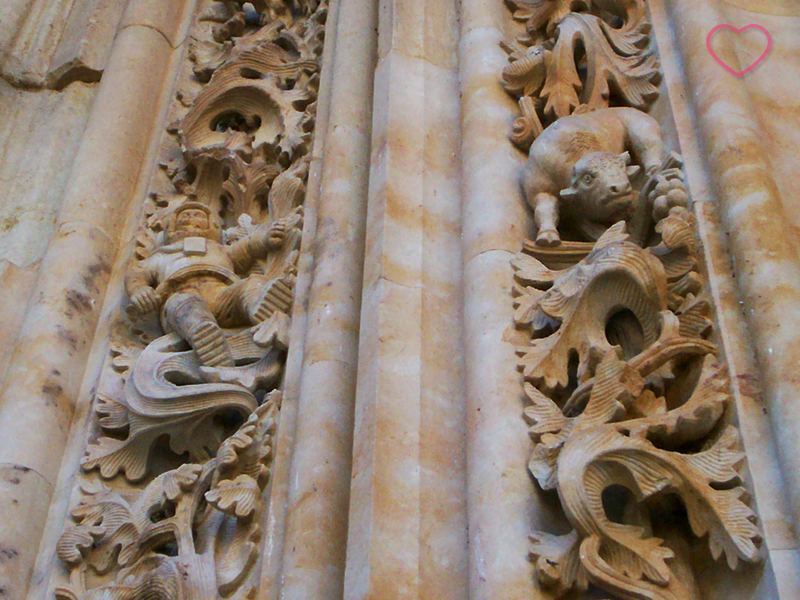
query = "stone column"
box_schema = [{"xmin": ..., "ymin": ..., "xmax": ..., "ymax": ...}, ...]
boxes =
[
  {"xmin": 0, "ymin": 0, "xmax": 191, "ymax": 595},
  {"xmin": 253, "ymin": 0, "xmax": 344, "ymax": 596},
  {"xmin": 273, "ymin": 0, "xmax": 379, "ymax": 598},
  {"xmin": 341, "ymin": 0, "xmax": 468, "ymax": 598}
]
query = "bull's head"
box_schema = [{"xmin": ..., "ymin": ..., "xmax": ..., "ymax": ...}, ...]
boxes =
[{"xmin": 560, "ymin": 151, "xmax": 641, "ymax": 223}]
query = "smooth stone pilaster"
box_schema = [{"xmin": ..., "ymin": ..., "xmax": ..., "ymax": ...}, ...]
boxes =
[
  {"xmin": 343, "ymin": 0, "xmax": 467, "ymax": 597},
  {"xmin": 275, "ymin": 0, "xmax": 378, "ymax": 597},
  {"xmin": 0, "ymin": 261, "xmax": 38, "ymax": 385},
  {"xmin": 0, "ymin": 465, "xmax": 53, "ymax": 599}
]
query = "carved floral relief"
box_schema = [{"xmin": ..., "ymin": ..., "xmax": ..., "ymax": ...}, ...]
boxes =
[
  {"xmin": 55, "ymin": 1, "xmax": 327, "ymax": 598},
  {"xmin": 503, "ymin": 1, "xmax": 763, "ymax": 599},
  {"xmin": 502, "ymin": 0, "xmax": 662, "ymax": 151}
]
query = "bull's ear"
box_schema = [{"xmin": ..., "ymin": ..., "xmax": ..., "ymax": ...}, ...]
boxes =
[
  {"xmin": 618, "ymin": 151, "xmax": 632, "ymax": 165},
  {"xmin": 560, "ymin": 186, "xmax": 578, "ymax": 201},
  {"xmin": 626, "ymin": 164, "xmax": 642, "ymax": 178}
]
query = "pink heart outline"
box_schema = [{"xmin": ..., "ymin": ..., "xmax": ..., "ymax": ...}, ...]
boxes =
[{"xmin": 706, "ymin": 24, "xmax": 772, "ymax": 77}]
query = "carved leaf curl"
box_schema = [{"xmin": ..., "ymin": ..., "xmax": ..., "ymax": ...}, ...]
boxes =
[
  {"xmin": 541, "ymin": 13, "xmax": 661, "ymax": 119},
  {"xmin": 503, "ymin": 46, "xmax": 549, "ymax": 96},
  {"xmin": 505, "ymin": 0, "xmax": 590, "ymax": 38},
  {"xmin": 162, "ymin": 463, "xmax": 204, "ymax": 501},
  {"xmin": 515, "ymin": 226, "xmax": 666, "ymax": 393},
  {"xmin": 56, "ymin": 524, "xmax": 105, "ymax": 567},
  {"xmin": 524, "ymin": 382, "xmax": 571, "ymax": 490},
  {"xmin": 556, "ymin": 426, "xmax": 760, "ymax": 598},
  {"xmin": 529, "ymin": 529, "xmax": 588, "ymax": 594},
  {"xmin": 57, "ymin": 483, "xmax": 141, "ymax": 574},
  {"xmin": 206, "ymin": 474, "xmax": 262, "ymax": 518},
  {"xmin": 679, "ymin": 426, "xmax": 761, "ymax": 568}
]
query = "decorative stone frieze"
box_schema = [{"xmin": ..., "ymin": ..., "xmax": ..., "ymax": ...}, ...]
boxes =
[
  {"xmin": 53, "ymin": 1, "xmax": 326, "ymax": 598},
  {"xmin": 504, "ymin": 1, "xmax": 764, "ymax": 598}
]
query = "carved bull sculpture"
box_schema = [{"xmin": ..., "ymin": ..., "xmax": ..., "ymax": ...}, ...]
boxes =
[{"xmin": 522, "ymin": 107, "xmax": 669, "ymax": 246}]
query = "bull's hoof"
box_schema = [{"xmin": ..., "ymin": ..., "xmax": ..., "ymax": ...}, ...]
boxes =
[{"xmin": 535, "ymin": 229, "xmax": 561, "ymax": 247}]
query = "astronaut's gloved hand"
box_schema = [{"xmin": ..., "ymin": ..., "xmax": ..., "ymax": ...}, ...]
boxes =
[
  {"xmin": 130, "ymin": 286, "xmax": 160, "ymax": 315},
  {"xmin": 267, "ymin": 218, "xmax": 287, "ymax": 248}
]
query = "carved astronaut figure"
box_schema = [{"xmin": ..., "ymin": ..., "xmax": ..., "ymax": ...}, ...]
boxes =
[{"xmin": 126, "ymin": 202, "xmax": 286, "ymax": 368}]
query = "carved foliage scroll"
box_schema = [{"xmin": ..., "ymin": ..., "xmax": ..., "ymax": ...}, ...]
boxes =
[
  {"xmin": 502, "ymin": 0, "xmax": 662, "ymax": 150},
  {"xmin": 503, "ymin": 1, "xmax": 763, "ymax": 599},
  {"xmin": 55, "ymin": 2, "xmax": 327, "ymax": 599}
]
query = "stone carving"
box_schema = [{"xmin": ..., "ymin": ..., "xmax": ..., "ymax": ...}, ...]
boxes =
[
  {"xmin": 55, "ymin": 1, "xmax": 326, "ymax": 598},
  {"xmin": 521, "ymin": 107, "xmax": 688, "ymax": 247},
  {"xmin": 505, "ymin": 1, "xmax": 762, "ymax": 598},
  {"xmin": 125, "ymin": 201, "xmax": 291, "ymax": 368},
  {"xmin": 502, "ymin": 0, "xmax": 662, "ymax": 150},
  {"xmin": 58, "ymin": 397, "xmax": 279, "ymax": 600},
  {"xmin": 513, "ymin": 220, "xmax": 762, "ymax": 599}
]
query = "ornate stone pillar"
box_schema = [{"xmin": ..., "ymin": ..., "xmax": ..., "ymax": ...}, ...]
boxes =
[{"xmin": 0, "ymin": 0, "xmax": 191, "ymax": 595}]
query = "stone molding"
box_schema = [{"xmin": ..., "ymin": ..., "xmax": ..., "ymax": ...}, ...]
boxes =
[{"xmin": 499, "ymin": 0, "xmax": 795, "ymax": 598}]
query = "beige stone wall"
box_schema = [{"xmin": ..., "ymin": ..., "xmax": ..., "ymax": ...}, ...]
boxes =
[{"xmin": 0, "ymin": 0, "xmax": 799, "ymax": 599}]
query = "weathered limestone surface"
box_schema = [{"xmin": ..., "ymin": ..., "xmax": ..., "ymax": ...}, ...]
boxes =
[
  {"xmin": 0, "ymin": 0, "xmax": 129, "ymax": 88},
  {"xmin": 0, "ymin": 80, "xmax": 98, "ymax": 392},
  {"xmin": 2, "ymin": 0, "xmax": 800, "ymax": 599},
  {"xmin": 0, "ymin": 0, "xmax": 192, "ymax": 594}
]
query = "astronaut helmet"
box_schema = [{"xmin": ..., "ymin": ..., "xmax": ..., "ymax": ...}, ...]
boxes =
[{"xmin": 165, "ymin": 202, "xmax": 222, "ymax": 243}]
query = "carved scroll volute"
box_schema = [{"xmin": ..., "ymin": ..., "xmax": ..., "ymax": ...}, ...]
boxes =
[
  {"xmin": 502, "ymin": 0, "xmax": 661, "ymax": 151},
  {"xmin": 54, "ymin": 1, "xmax": 327, "ymax": 599},
  {"xmin": 180, "ymin": 35, "xmax": 318, "ymax": 165},
  {"xmin": 503, "ymin": 1, "xmax": 763, "ymax": 598}
]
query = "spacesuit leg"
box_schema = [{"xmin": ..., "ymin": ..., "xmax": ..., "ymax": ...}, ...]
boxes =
[
  {"xmin": 241, "ymin": 276, "xmax": 293, "ymax": 324},
  {"xmin": 212, "ymin": 276, "xmax": 290, "ymax": 326},
  {"xmin": 162, "ymin": 293, "xmax": 235, "ymax": 368}
]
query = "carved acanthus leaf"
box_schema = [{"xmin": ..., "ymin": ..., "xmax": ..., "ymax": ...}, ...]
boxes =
[
  {"xmin": 59, "ymin": 394, "xmax": 280, "ymax": 600},
  {"xmin": 529, "ymin": 529, "xmax": 588, "ymax": 595},
  {"xmin": 551, "ymin": 15, "xmax": 659, "ymax": 117},
  {"xmin": 190, "ymin": 39, "xmax": 235, "ymax": 82},
  {"xmin": 502, "ymin": 0, "xmax": 660, "ymax": 149},
  {"xmin": 56, "ymin": 482, "xmax": 141, "ymax": 575},
  {"xmin": 513, "ymin": 191, "xmax": 761, "ymax": 600},
  {"xmin": 515, "ymin": 224, "xmax": 666, "ymax": 392},
  {"xmin": 502, "ymin": 46, "xmax": 549, "ymax": 97},
  {"xmin": 504, "ymin": 2, "xmax": 762, "ymax": 598},
  {"xmin": 505, "ymin": 0, "xmax": 589, "ymax": 39},
  {"xmin": 206, "ymin": 474, "xmax": 262, "ymax": 518}
]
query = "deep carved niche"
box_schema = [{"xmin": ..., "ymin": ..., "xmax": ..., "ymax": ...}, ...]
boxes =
[
  {"xmin": 54, "ymin": 1, "xmax": 327, "ymax": 598},
  {"xmin": 502, "ymin": 1, "xmax": 763, "ymax": 599}
]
